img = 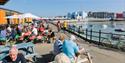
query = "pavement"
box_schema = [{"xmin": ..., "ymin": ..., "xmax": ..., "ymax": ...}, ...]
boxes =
[{"xmin": 34, "ymin": 23, "xmax": 125, "ymax": 63}]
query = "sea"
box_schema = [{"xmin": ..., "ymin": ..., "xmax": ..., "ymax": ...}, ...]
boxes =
[{"xmin": 68, "ymin": 20, "xmax": 125, "ymax": 47}]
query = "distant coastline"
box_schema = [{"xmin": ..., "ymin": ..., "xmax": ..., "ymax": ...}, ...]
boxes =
[{"xmin": 52, "ymin": 18, "xmax": 125, "ymax": 23}]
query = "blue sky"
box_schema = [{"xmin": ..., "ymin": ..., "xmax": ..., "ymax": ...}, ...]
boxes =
[{"xmin": 0, "ymin": 0, "xmax": 125, "ymax": 17}]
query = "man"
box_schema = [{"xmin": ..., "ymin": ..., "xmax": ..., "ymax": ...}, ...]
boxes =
[
  {"xmin": 7, "ymin": 25, "xmax": 12, "ymax": 33},
  {"xmin": 62, "ymin": 35, "xmax": 85, "ymax": 62},
  {"xmin": 56, "ymin": 21, "xmax": 61, "ymax": 32},
  {"xmin": 2, "ymin": 46, "xmax": 26, "ymax": 63},
  {"xmin": 0, "ymin": 26, "xmax": 7, "ymax": 45},
  {"xmin": 53, "ymin": 34, "xmax": 65, "ymax": 55},
  {"xmin": 32, "ymin": 26, "xmax": 38, "ymax": 36},
  {"xmin": 63, "ymin": 21, "xmax": 68, "ymax": 30}
]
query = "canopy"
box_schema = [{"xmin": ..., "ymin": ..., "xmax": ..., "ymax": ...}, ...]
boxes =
[
  {"xmin": 6, "ymin": 15, "xmax": 22, "ymax": 19},
  {"xmin": 21, "ymin": 13, "xmax": 41, "ymax": 19},
  {"xmin": 6, "ymin": 13, "xmax": 41, "ymax": 19}
]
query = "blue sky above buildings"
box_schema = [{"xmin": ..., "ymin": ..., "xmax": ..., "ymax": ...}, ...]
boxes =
[{"xmin": 0, "ymin": 0, "xmax": 125, "ymax": 17}]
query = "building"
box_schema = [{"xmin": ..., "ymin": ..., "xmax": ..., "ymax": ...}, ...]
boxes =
[
  {"xmin": 67, "ymin": 11, "xmax": 87, "ymax": 19},
  {"xmin": 114, "ymin": 13, "xmax": 124, "ymax": 20},
  {"xmin": 0, "ymin": 8, "xmax": 23, "ymax": 24},
  {"xmin": 67, "ymin": 12, "xmax": 72, "ymax": 19},
  {"xmin": 88, "ymin": 12, "xmax": 115, "ymax": 19},
  {"xmin": 67, "ymin": 12, "xmax": 78, "ymax": 19},
  {"xmin": 123, "ymin": 11, "xmax": 125, "ymax": 18},
  {"xmin": 77, "ymin": 11, "xmax": 87, "ymax": 19},
  {"xmin": 116, "ymin": 13, "xmax": 123, "ymax": 18},
  {"xmin": 0, "ymin": 0, "xmax": 9, "ymax": 5}
]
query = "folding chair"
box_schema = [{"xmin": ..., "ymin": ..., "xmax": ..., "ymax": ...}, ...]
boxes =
[{"xmin": 75, "ymin": 52, "xmax": 93, "ymax": 63}]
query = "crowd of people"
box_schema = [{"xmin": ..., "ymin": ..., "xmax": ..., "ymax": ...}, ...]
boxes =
[
  {"xmin": 0, "ymin": 20, "xmax": 57, "ymax": 45},
  {"xmin": 0, "ymin": 20, "xmax": 86, "ymax": 63},
  {"xmin": 0, "ymin": 20, "xmax": 56, "ymax": 62}
]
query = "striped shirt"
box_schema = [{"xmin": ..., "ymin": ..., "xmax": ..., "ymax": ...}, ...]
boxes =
[{"xmin": 53, "ymin": 39, "xmax": 63, "ymax": 55}]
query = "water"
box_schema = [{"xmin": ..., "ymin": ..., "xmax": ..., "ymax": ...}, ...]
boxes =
[{"xmin": 68, "ymin": 21, "xmax": 125, "ymax": 47}]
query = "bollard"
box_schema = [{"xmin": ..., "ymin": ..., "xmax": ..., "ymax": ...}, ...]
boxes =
[
  {"xmin": 86, "ymin": 29, "xmax": 88, "ymax": 40},
  {"xmin": 98, "ymin": 30, "xmax": 101, "ymax": 45}
]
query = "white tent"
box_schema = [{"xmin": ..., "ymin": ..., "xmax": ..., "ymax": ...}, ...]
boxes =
[{"xmin": 21, "ymin": 13, "xmax": 41, "ymax": 19}]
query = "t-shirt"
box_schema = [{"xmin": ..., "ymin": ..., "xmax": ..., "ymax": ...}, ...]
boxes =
[
  {"xmin": 7, "ymin": 27, "xmax": 12, "ymax": 32},
  {"xmin": 63, "ymin": 22, "xmax": 67, "ymax": 28},
  {"xmin": 62, "ymin": 40, "xmax": 79, "ymax": 59},
  {"xmin": 0, "ymin": 30, "xmax": 7, "ymax": 40},
  {"xmin": 39, "ymin": 27, "xmax": 45, "ymax": 32},
  {"xmin": 2, "ymin": 53, "xmax": 26, "ymax": 63},
  {"xmin": 32, "ymin": 28, "xmax": 38, "ymax": 35}
]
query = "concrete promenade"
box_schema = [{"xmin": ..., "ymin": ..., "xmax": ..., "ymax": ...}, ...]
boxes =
[{"xmin": 34, "ymin": 23, "xmax": 125, "ymax": 63}]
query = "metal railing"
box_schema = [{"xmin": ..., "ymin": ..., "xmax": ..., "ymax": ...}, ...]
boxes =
[
  {"xmin": 51, "ymin": 22, "xmax": 125, "ymax": 51},
  {"xmin": 68, "ymin": 27, "xmax": 125, "ymax": 51}
]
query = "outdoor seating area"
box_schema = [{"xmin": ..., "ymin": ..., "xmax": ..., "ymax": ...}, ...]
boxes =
[
  {"xmin": 0, "ymin": 19, "xmax": 55, "ymax": 62},
  {"xmin": 0, "ymin": 19, "xmax": 94, "ymax": 63}
]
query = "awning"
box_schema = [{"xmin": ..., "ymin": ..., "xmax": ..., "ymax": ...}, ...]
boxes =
[
  {"xmin": 21, "ymin": 13, "xmax": 41, "ymax": 19},
  {"xmin": 6, "ymin": 15, "xmax": 22, "ymax": 19},
  {"xmin": 0, "ymin": 0, "xmax": 9, "ymax": 5}
]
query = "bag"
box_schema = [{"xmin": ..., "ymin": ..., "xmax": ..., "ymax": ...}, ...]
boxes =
[{"xmin": 54, "ymin": 53, "xmax": 71, "ymax": 63}]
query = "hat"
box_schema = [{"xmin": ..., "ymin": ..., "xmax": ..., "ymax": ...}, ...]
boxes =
[
  {"xmin": 59, "ymin": 33, "xmax": 65, "ymax": 41},
  {"xmin": 70, "ymin": 35, "xmax": 76, "ymax": 41}
]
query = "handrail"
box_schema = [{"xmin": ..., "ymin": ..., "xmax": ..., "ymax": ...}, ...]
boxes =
[
  {"xmin": 68, "ymin": 27, "xmax": 125, "ymax": 51},
  {"xmin": 51, "ymin": 22, "xmax": 125, "ymax": 51}
]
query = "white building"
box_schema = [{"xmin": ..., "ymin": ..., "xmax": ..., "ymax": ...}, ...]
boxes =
[{"xmin": 76, "ymin": 11, "xmax": 87, "ymax": 19}]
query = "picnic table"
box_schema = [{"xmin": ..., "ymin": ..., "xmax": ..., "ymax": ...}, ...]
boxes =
[{"xmin": 0, "ymin": 42, "xmax": 36, "ymax": 61}]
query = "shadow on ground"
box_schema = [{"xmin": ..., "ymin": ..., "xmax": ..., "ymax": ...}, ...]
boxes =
[{"xmin": 35, "ymin": 53, "xmax": 55, "ymax": 63}]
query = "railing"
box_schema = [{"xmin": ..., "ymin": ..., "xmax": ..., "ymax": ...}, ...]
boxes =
[
  {"xmin": 51, "ymin": 22, "xmax": 125, "ymax": 51},
  {"xmin": 68, "ymin": 26, "xmax": 125, "ymax": 51}
]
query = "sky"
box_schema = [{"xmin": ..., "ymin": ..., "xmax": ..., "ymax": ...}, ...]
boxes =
[{"xmin": 0, "ymin": 0, "xmax": 125, "ymax": 17}]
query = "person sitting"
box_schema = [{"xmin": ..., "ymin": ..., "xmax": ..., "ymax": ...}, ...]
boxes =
[
  {"xmin": 0, "ymin": 26, "xmax": 7, "ymax": 45},
  {"xmin": 35, "ymin": 32, "xmax": 43, "ymax": 43},
  {"xmin": 53, "ymin": 33, "xmax": 65, "ymax": 55},
  {"xmin": 32, "ymin": 26, "xmax": 38, "ymax": 36},
  {"xmin": 39, "ymin": 25, "xmax": 45, "ymax": 33},
  {"xmin": 62, "ymin": 35, "xmax": 85, "ymax": 62},
  {"xmin": 7, "ymin": 25, "xmax": 12, "ymax": 33},
  {"xmin": 2, "ymin": 46, "xmax": 27, "ymax": 63},
  {"xmin": 47, "ymin": 29, "xmax": 55, "ymax": 43}
]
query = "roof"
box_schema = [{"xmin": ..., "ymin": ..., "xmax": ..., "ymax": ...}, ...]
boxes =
[
  {"xmin": 0, "ymin": 0, "xmax": 9, "ymax": 5},
  {"xmin": 0, "ymin": 7, "xmax": 22, "ymax": 14}
]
